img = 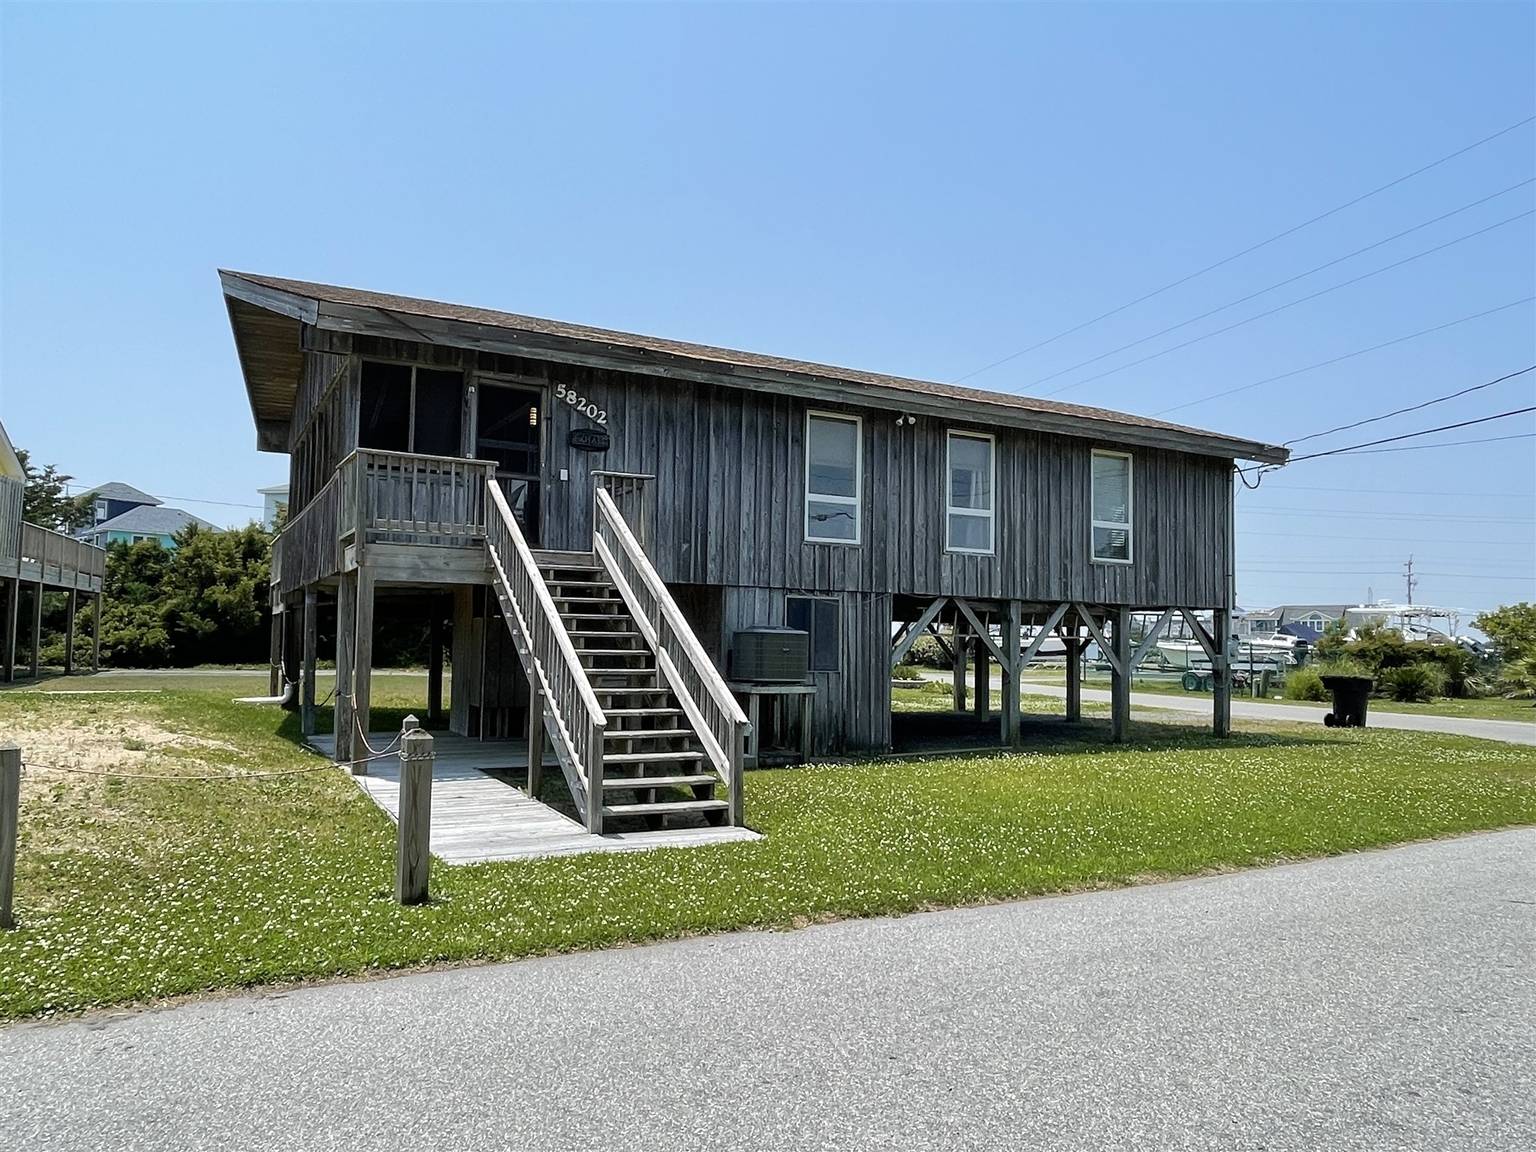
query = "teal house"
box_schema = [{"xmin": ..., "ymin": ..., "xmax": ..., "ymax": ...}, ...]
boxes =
[{"xmin": 75, "ymin": 482, "xmax": 214, "ymax": 549}]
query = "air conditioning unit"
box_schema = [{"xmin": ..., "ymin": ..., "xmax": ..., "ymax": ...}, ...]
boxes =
[{"xmin": 731, "ymin": 627, "xmax": 809, "ymax": 683}]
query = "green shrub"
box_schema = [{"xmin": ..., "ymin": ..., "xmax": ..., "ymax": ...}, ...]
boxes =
[
  {"xmin": 1284, "ymin": 667, "xmax": 1327, "ymax": 701},
  {"xmin": 1381, "ymin": 663, "xmax": 1447, "ymax": 702},
  {"xmin": 905, "ymin": 634, "xmax": 950, "ymax": 669},
  {"xmin": 1316, "ymin": 657, "xmax": 1371, "ymax": 679},
  {"xmin": 891, "ymin": 663, "xmax": 922, "ymax": 681}
]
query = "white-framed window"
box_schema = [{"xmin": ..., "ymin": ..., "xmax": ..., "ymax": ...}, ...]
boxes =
[
  {"xmin": 946, "ymin": 430, "xmax": 995, "ymax": 554},
  {"xmin": 1091, "ymin": 449, "xmax": 1133, "ymax": 563},
  {"xmin": 94, "ymin": 499, "xmax": 108, "ymax": 524},
  {"xmin": 804, "ymin": 410, "xmax": 862, "ymax": 544},
  {"xmin": 1297, "ymin": 612, "xmax": 1330, "ymax": 628}
]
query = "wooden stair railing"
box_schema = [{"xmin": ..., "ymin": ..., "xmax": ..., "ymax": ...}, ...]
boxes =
[
  {"xmin": 484, "ymin": 480, "xmax": 609, "ymax": 830},
  {"xmin": 592, "ymin": 486, "xmax": 751, "ymax": 825}
]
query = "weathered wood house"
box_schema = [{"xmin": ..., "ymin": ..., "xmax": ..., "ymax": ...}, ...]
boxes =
[
  {"xmin": 221, "ymin": 271, "xmax": 1286, "ymax": 837},
  {"xmin": 0, "ymin": 421, "xmax": 106, "ymax": 681}
]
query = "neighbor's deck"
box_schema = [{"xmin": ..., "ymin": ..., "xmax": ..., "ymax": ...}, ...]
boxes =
[{"xmin": 307, "ymin": 732, "xmax": 760, "ymax": 862}]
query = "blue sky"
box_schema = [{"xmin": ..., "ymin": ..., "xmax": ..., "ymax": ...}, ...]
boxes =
[{"xmin": 2, "ymin": 1, "xmax": 1532, "ymax": 619}]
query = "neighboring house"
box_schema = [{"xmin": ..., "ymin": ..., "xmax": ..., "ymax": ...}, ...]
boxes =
[
  {"xmin": 0, "ymin": 419, "xmax": 106, "ymax": 681},
  {"xmin": 82, "ymin": 481, "xmax": 161, "ymax": 528},
  {"xmin": 258, "ymin": 484, "xmax": 289, "ymax": 529},
  {"xmin": 74, "ymin": 482, "xmax": 213, "ymax": 549},
  {"xmin": 78, "ymin": 504, "xmax": 215, "ymax": 549},
  {"xmin": 220, "ymin": 271, "xmax": 1287, "ymax": 839}
]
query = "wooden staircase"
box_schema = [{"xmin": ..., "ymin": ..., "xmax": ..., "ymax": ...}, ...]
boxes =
[
  {"xmin": 482, "ymin": 479, "xmax": 749, "ymax": 836},
  {"xmin": 538, "ymin": 553, "xmax": 729, "ymax": 828}
]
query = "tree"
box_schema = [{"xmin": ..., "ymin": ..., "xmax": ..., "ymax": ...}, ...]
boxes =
[
  {"xmin": 15, "ymin": 448, "xmax": 92, "ymax": 531},
  {"xmin": 1474, "ymin": 602, "xmax": 1536, "ymax": 699}
]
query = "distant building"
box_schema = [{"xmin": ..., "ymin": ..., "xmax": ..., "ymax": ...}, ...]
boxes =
[
  {"xmin": 74, "ymin": 482, "xmax": 214, "ymax": 549},
  {"xmin": 258, "ymin": 484, "xmax": 289, "ymax": 529}
]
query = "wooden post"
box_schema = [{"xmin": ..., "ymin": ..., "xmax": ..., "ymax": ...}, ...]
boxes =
[
  {"xmin": 301, "ymin": 586, "xmax": 318, "ymax": 737},
  {"xmin": 63, "ymin": 589, "xmax": 77, "ymax": 675},
  {"xmin": 29, "ymin": 582, "xmax": 42, "ymax": 680},
  {"xmin": 3, "ymin": 579, "xmax": 18, "ymax": 683},
  {"xmin": 973, "ymin": 628, "xmax": 988, "ymax": 719},
  {"xmin": 0, "ymin": 743, "xmax": 19, "ymax": 930},
  {"xmin": 268, "ymin": 605, "xmax": 284, "ymax": 697},
  {"xmin": 335, "ymin": 571, "xmax": 356, "ymax": 765},
  {"xmin": 396, "ymin": 716, "xmax": 433, "ymax": 906},
  {"xmin": 352, "ymin": 567, "xmax": 375, "ymax": 774},
  {"xmin": 427, "ymin": 604, "xmax": 444, "ymax": 724},
  {"xmin": 1110, "ymin": 607, "xmax": 1132, "ymax": 743},
  {"xmin": 91, "ymin": 592, "xmax": 102, "ymax": 672},
  {"xmin": 1213, "ymin": 606, "xmax": 1232, "ymax": 738},
  {"xmin": 526, "ymin": 679, "xmax": 545, "ymax": 798},
  {"xmin": 951, "ymin": 616, "xmax": 968, "ymax": 712},
  {"xmin": 1065, "ymin": 635, "xmax": 1083, "ymax": 723},
  {"xmin": 1002, "ymin": 601, "xmax": 1021, "ymax": 746}
]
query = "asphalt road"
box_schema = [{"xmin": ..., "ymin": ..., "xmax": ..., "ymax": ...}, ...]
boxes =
[
  {"xmin": 5, "ymin": 829, "xmax": 1534, "ymax": 1151},
  {"xmin": 1018, "ymin": 681, "xmax": 1536, "ymax": 745}
]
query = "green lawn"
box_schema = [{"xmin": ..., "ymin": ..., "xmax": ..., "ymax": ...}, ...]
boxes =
[{"xmin": 1, "ymin": 681, "xmax": 1533, "ymax": 1019}]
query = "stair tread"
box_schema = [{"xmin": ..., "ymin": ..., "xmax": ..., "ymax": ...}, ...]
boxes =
[
  {"xmin": 603, "ymin": 799, "xmax": 730, "ymax": 816},
  {"xmin": 603, "ymin": 728, "xmax": 690, "ymax": 740},
  {"xmin": 604, "ymin": 749, "xmax": 706, "ymax": 764},
  {"xmin": 601, "ymin": 774, "xmax": 716, "ymax": 790},
  {"xmin": 605, "ymin": 707, "xmax": 684, "ymax": 716},
  {"xmin": 569, "ymin": 631, "xmax": 642, "ymax": 639}
]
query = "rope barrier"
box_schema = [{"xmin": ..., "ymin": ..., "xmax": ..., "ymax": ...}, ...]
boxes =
[{"xmin": 20, "ymin": 759, "xmax": 345, "ymax": 782}]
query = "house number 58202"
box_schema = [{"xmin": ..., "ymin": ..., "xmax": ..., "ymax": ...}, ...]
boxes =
[{"xmin": 555, "ymin": 382, "xmax": 607, "ymax": 425}]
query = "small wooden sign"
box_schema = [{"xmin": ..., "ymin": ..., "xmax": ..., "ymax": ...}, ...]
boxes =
[{"xmin": 569, "ymin": 428, "xmax": 612, "ymax": 452}]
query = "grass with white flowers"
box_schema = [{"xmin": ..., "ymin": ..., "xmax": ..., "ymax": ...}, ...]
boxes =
[{"xmin": 1, "ymin": 682, "xmax": 1533, "ymax": 1019}]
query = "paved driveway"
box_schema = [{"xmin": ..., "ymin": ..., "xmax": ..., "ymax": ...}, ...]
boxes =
[
  {"xmin": 5, "ymin": 829, "xmax": 1533, "ymax": 1151},
  {"xmin": 1019, "ymin": 681, "xmax": 1536, "ymax": 745}
]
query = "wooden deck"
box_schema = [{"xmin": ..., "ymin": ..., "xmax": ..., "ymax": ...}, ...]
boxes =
[{"xmin": 306, "ymin": 732, "xmax": 760, "ymax": 863}]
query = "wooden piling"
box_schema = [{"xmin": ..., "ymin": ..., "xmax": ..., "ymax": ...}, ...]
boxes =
[
  {"xmin": 63, "ymin": 589, "xmax": 77, "ymax": 675},
  {"xmin": 300, "ymin": 586, "xmax": 317, "ymax": 736},
  {"xmin": 1213, "ymin": 606, "xmax": 1232, "ymax": 738},
  {"xmin": 1110, "ymin": 607, "xmax": 1132, "ymax": 743},
  {"xmin": 396, "ymin": 716, "xmax": 433, "ymax": 906},
  {"xmin": 352, "ymin": 568, "xmax": 375, "ymax": 775},
  {"xmin": 0, "ymin": 744, "xmax": 19, "ymax": 930}
]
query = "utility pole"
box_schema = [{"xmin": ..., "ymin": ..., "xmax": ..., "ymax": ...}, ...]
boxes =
[{"xmin": 1403, "ymin": 555, "xmax": 1417, "ymax": 605}]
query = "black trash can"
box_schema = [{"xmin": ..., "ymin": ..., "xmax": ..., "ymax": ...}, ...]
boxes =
[{"xmin": 1321, "ymin": 675, "xmax": 1374, "ymax": 728}]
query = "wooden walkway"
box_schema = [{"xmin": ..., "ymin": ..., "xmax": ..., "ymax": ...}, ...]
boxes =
[{"xmin": 307, "ymin": 732, "xmax": 760, "ymax": 863}]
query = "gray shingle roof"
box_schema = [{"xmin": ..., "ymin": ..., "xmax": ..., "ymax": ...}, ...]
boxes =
[
  {"xmin": 81, "ymin": 505, "xmax": 214, "ymax": 538},
  {"xmin": 85, "ymin": 482, "xmax": 162, "ymax": 506}
]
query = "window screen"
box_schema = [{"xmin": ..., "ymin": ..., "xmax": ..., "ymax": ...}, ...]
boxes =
[
  {"xmin": 785, "ymin": 596, "xmax": 840, "ymax": 672},
  {"xmin": 359, "ymin": 362, "xmax": 412, "ymax": 451},
  {"xmin": 412, "ymin": 369, "xmax": 464, "ymax": 457},
  {"xmin": 1091, "ymin": 451, "xmax": 1132, "ymax": 562}
]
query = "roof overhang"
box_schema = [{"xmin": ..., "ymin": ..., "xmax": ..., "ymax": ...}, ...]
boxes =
[{"xmin": 219, "ymin": 271, "xmax": 1289, "ymax": 464}]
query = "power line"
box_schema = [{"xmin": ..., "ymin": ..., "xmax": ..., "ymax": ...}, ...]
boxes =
[
  {"xmin": 1255, "ymin": 483, "xmax": 1534, "ymax": 499},
  {"xmin": 1150, "ymin": 297, "xmax": 1534, "ymax": 417},
  {"xmin": 1240, "ymin": 507, "xmax": 1536, "ymax": 524},
  {"xmin": 1014, "ymin": 180, "xmax": 1536, "ymax": 394},
  {"xmin": 64, "ymin": 483, "xmax": 264, "ymax": 511},
  {"xmin": 1282, "ymin": 366, "xmax": 1536, "ymax": 447},
  {"xmin": 1236, "ymin": 569, "xmax": 1532, "ymax": 582},
  {"xmin": 1279, "ymin": 403, "xmax": 1536, "ymax": 466},
  {"xmin": 1330, "ymin": 432, "xmax": 1533, "ymax": 456},
  {"xmin": 951, "ymin": 115, "xmax": 1536, "ymax": 384},
  {"xmin": 1039, "ymin": 210, "xmax": 1534, "ymax": 398},
  {"xmin": 1238, "ymin": 528, "xmax": 1527, "ymax": 546}
]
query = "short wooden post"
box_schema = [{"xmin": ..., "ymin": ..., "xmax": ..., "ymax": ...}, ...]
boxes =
[
  {"xmin": 29, "ymin": 581, "xmax": 43, "ymax": 680},
  {"xmin": 1110, "ymin": 607, "xmax": 1132, "ymax": 743},
  {"xmin": 526, "ymin": 680, "xmax": 545, "ymax": 797},
  {"xmin": 1213, "ymin": 606, "xmax": 1233, "ymax": 738},
  {"xmin": 268, "ymin": 605, "xmax": 284, "ymax": 697},
  {"xmin": 972, "ymin": 631, "xmax": 989, "ymax": 719},
  {"xmin": 90, "ymin": 592, "xmax": 102, "ymax": 672},
  {"xmin": 0, "ymin": 744, "xmax": 19, "ymax": 930},
  {"xmin": 396, "ymin": 716, "xmax": 433, "ymax": 905},
  {"xmin": 63, "ymin": 589, "xmax": 77, "ymax": 675},
  {"xmin": 300, "ymin": 586, "xmax": 318, "ymax": 736}
]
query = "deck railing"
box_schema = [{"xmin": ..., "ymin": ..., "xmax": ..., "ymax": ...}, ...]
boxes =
[
  {"xmin": 593, "ymin": 484, "xmax": 750, "ymax": 825},
  {"xmin": 11, "ymin": 521, "xmax": 106, "ymax": 591},
  {"xmin": 484, "ymin": 478, "xmax": 608, "ymax": 829},
  {"xmin": 273, "ymin": 450, "xmax": 498, "ymax": 591},
  {"xmin": 0, "ymin": 477, "xmax": 22, "ymax": 572}
]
